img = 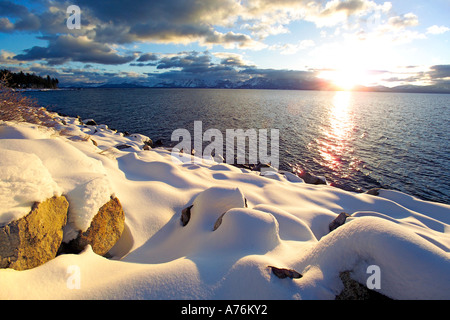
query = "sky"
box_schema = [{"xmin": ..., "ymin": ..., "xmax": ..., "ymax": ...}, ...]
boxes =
[{"xmin": 0, "ymin": 0, "xmax": 449, "ymax": 90}]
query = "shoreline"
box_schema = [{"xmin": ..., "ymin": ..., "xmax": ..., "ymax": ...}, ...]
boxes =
[
  {"xmin": 22, "ymin": 97, "xmax": 449, "ymax": 206},
  {"xmin": 0, "ymin": 109, "xmax": 449, "ymax": 300}
]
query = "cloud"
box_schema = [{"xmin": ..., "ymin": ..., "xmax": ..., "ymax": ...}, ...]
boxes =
[
  {"xmin": 428, "ymin": 65, "xmax": 450, "ymax": 81},
  {"xmin": 212, "ymin": 52, "xmax": 253, "ymax": 68},
  {"xmin": 387, "ymin": 12, "xmax": 419, "ymax": 29},
  {"xmin": 426, "ymin": 25, "xmax": 450, "ymax": 35},
  {"xmin": 0, "ymin": 0, "xmax": 82, "ymax": 34},
  {"xmin": 14, "ymin": 34, "xmax": 136, "ymax": 65},
  {"xmin": 0, "ymin": 0, "xmax": 40, "ymax": 32},
  {"xmin": 0, "ymin": 49, "xmax": 22, "ymax": 65},
  {"xmin": 71, "ymin": 0, "xmax": 261, "ymax": 48},
  {"xmin": 0, "ymin": 0, "xmax": 401, "ymax": 50},
  {"xmin": 137, "ymin": 53, "xmax": 159, "ymax": 62}
]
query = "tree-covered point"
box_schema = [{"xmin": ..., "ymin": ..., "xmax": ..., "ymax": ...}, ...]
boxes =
[{"xmin": 0, "ymin": 69, "xmax": 59, "ymax": 89}]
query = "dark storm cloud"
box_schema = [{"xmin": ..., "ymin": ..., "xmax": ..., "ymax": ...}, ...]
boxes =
[
  {"xmin": 428, "ymin": 65, "xmax": 450, "ymax": 80},
  {"xmin": 0, "ymin": 0, "xmax": 39, "ymax": 32},
  {"xmin": 0, "ymin": 1, "xmax": 29, "ymax": 18},
  {"xmin": 14, "ymin": 34, "xmax": 136, "ymax": 65},
  {"xmin": 71, "ymin": 0, "xmax": 257, "ymax": 48}
]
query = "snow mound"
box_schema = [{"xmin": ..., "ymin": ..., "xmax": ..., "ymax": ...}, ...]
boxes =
[
  {"xmin": 299, "ymin": 216, "xmax": 450, "ymax": 299},
  {"xmin": 214, "ymin": 207, "xmax": 281, "ymax": 253},
  {"xmin": 0, "ymin": 120, "xmax": 55, "ymax": 140},
  {"xmin": 0, "ymin": 149, "xmax": 61, "ymax": 225},
  {"xmin": 188, "ymin": 186, "xmax": 247, "ymax": 232}
]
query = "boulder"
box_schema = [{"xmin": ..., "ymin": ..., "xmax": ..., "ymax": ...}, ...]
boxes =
[
  {"xmin": 63, "ymin": 196, "xmax": 125, "ymax": 256},
  {"xmin": 0, "ymin": 196, "xmax": 68, "ymax": 271}
]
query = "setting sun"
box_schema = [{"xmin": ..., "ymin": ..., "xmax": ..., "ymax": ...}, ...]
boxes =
[{"xmin": 319, "ymin": 69, "xmax": 370, "ymax": 90}]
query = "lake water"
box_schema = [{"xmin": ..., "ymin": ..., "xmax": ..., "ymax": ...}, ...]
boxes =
[{"xmin": 25, "ymin": 88, "xmax": 450, "ymax": 205}]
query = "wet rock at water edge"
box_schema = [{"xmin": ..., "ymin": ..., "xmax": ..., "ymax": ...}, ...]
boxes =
[
  {"xmin": 84, "ymin": 119, "xmax": 97, "ymax": 126},
  {"xmin": 295, "ymin": 168, "xmax": 327, "ymax": 185}
]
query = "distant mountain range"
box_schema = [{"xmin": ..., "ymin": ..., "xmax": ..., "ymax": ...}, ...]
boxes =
[{"xmin": 62, "ymin": 78, "xmax": 450, "ymax": 94}]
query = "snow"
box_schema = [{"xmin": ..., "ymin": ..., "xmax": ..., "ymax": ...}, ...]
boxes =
[
  {"xmin": 0, "ymin": 114, "xmax": 449, "ymax": 300},
  {"xmin": 0, "ymin": 149, "xmax": 61, "ymax": 225},
  {"xmin": 0, "ymin": 120, "xmax": 114, "ymax": 240}
]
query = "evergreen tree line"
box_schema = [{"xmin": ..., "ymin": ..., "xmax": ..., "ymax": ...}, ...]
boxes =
[{"xmin": 0, "ymin": 69, "xmax": 59, "ymax": 89}]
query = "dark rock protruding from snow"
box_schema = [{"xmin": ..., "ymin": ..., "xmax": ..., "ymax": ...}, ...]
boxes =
[
  {"xmin": 269, "ymin": 266, "xmax": 302, "ymax": 279},
  {"xmin": 336, "ymin": 271, "xmax": 392, "ymax": 300},
  {"xmin": 329, "ymin": 212, "xmax": 351, "ymax": 232},
  {"xmin": 366, "ymin": 188, "xmax": 382, "ymax": 196},
  {"xmin": 181, "ymin": 205, "xmax": 193, "ymax": 227}
]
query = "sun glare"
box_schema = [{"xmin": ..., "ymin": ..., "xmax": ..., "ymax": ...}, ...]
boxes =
[{"xmin": 319, "ymin": 69, "xmax": 368, "ymax": 91}]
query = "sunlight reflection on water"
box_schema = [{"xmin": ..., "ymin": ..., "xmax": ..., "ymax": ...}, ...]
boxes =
[{"xmin": 316, "ymin": 91, "xmax": 355, "ymax": 172}]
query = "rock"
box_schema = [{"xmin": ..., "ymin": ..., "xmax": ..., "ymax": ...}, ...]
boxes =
[
  {"xmin": 213, "ymin": 197, "xmax": 248, "ymax": 231},
  {"xmin": 115, "ymin": 144, "xmax": 132, "ymax": 150},
  {"xmin": 269, "ymin": 266, "xmax": 302, "ymax": 279},
  {"xmin": 213, "ymin": 212, "xmax": 226, "ymax": 231},
  {"xmin": 366, "ymin": 188, "xmax": 382, "ymax": 196},
  {"xmin": 336, "ymin": 271, "xmax": 391, "ymax": 300},
  {"xmin": 154, "ymin": 139, "xmax": 163, "ymax": 147},
  {"xmin": 329, "ymin": 212, "xmax": 351, "ymax": 232},
  {"xmin": 0, "ymin": 196, "xmax": 68, "ymax": 271},
  {"xmin": 181, "ymin": 205, "xmax": 193, "ymax": 227},
  {"xmin": 84, "ymin": 119, "xmax": 97, "ymax": 126},
  {"xmin": 63, "ymin": 196, "xmax": 125, "ymax": 256},
  {"xmin": 252, "ymin": 162, "xmax": 273, "ymax": 172},
  {"xmin": 295, "ymin": 169, "xmax": 327, "ymax": 185},
  {"xmin": 143, "ymin": 139, "xmax": 153, "ymax": 149}
]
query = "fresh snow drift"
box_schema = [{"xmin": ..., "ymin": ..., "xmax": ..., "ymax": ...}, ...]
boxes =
[{"xmin": 0, "ymin": 115, "xmax": 449, "ymax": 300}]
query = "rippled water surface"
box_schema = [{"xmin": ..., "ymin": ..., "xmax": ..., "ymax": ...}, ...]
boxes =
[{"xmin": 25, "ymin": 88, "xmax": 450, "ymax": 204}]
